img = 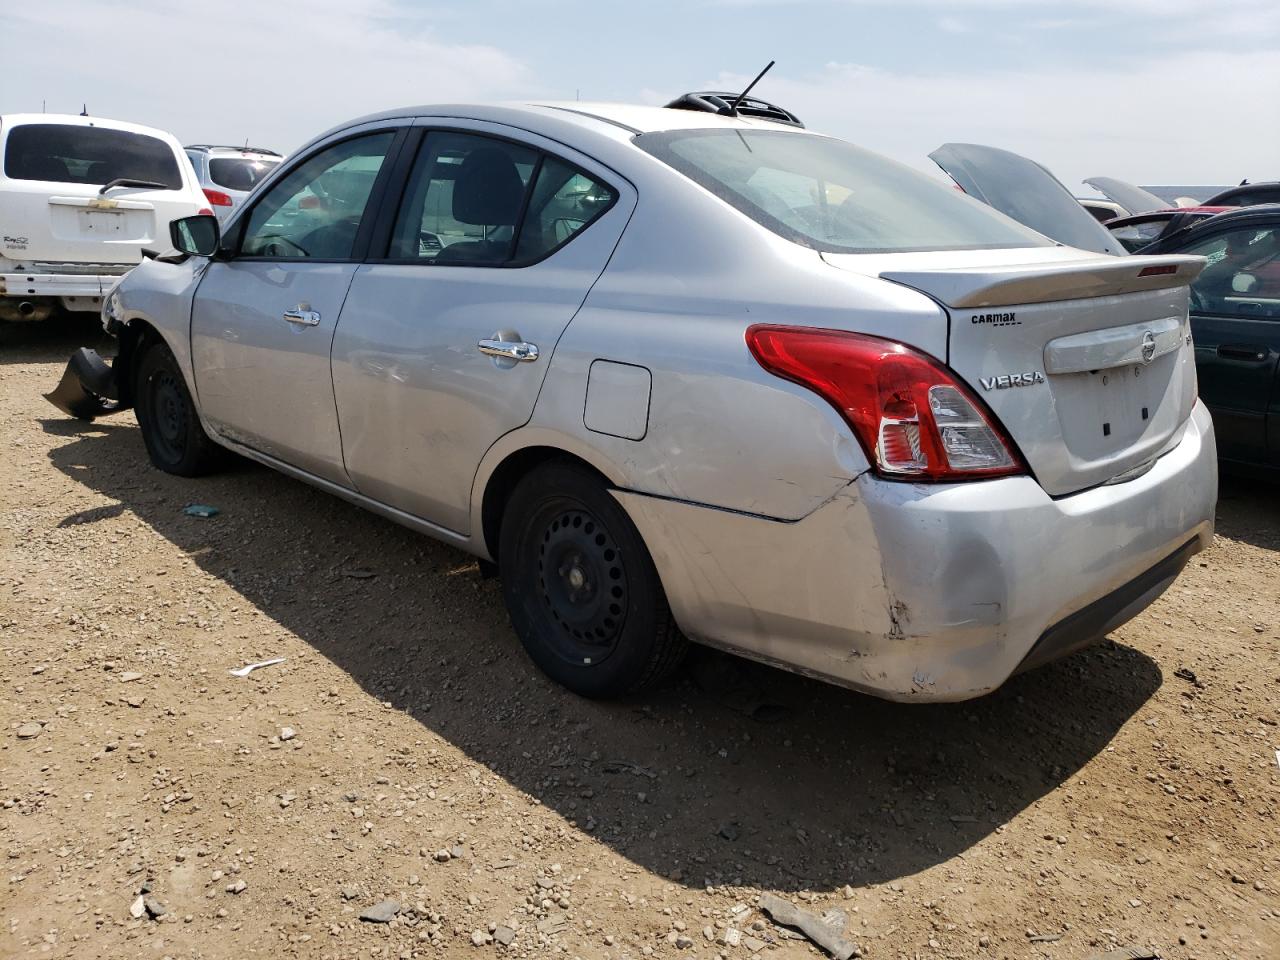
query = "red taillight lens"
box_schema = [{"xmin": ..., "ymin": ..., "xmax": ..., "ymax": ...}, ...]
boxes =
[
  {"xmin": 197, "ymin": 207, "xmax": 213, "ymax": 216},
  {"xmin": 203, "ymin": 188, "xmax": 233, "ymax": 207},
  {"xmin": 745, "ymin": 324, "xmax": 1024, "ymax": 481}
]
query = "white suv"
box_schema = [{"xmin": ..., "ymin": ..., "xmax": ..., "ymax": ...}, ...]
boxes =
[
  {"xmin": 0, "ymin": 113, "xmax": 207, "ymax": 322},
  {"xmin": 184, "ymin": 145, "xmax": 281, "ymax": 223}
]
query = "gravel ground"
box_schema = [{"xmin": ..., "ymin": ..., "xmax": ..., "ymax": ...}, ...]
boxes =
[{"xmin": 2, "ymin": 315, "xmax": 1278, "ymax": 960}]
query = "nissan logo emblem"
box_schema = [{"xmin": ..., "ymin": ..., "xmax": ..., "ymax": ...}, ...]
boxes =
[{"xmin": 1140, "ymin": 330, "xmax": 1157, "ymax": 364}]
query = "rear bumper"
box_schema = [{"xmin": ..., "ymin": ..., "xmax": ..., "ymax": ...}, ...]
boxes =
[
  {"xmin": 1, "ymin": 270, "xmax": 128, "ymax": 301},
  {"xmin": 617, "ymin": 401, "xmax": 1217, "ymax": 701}
]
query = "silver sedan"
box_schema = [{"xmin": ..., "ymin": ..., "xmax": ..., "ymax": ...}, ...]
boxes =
[{"xmin": 48, "ymin": 99, "xmax": 1217, "ymax": 701}]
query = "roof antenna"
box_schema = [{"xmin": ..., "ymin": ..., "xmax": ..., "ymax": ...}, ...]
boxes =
[
  {"xmin": 80, "ymin": 103, "xmax": 89, "ymax": 116},
  {"xmin": 730, "ymin": 60, "xmax": 775, "ymax": 116}
]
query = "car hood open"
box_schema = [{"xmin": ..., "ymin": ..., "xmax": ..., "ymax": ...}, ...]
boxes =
[
  {"xmin": 1083, "ymin": 177, "xmax": 1171, "ymax": 217},
  {"xmin": 930, "ymin": 143, "xmax": 1126, "ymax": 256}
]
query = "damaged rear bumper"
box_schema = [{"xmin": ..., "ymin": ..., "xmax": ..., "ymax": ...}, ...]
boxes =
[
  {"xmin": 44, "ymin": 347, "xmax": 127, "ymax": 420},
  {"xmin": 614, "ymin": 401, "xmax": 1217, "ymax": 701}
]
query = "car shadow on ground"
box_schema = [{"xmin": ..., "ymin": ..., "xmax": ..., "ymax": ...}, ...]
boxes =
[
  {"xmin": 0, "ymin": 312, "xmax": 113, "ymax": 365},
  {"xmin": 44, "ymin": 416, "xmax": 1164, "ymax": 893},
  {"xmin": 1215, "ymin": 475, "xmax": 1280, "ymax": 552}
]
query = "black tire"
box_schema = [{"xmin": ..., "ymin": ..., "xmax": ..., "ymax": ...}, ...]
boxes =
[
  {"xmin": 134, "ymin": 341, "xmax": 223, "ymax": 477},
  {"xmin": 499, "ymin": 460, "xmax": 686, "ymax": 698}
]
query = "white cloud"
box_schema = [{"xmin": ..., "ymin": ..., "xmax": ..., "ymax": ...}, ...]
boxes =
[
  {"xmin": 936, "ymin": 16, "xmax": 970, "ymax": 33},
  {"xmin": 703, "ymin": 50, "xmax": 1280, "ymax": 188},
  {"xmin": 1, "ymin": 0, "xmax": 535, "ymax": 154}
]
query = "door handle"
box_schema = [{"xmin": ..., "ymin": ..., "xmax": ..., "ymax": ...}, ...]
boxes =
[
  {"xmin": 283, "ymin": 307, "xmax": 321, "ymax": 327},
  {"xmin": 1216, "ymin": 344, "xmax": 1268, "ymax": 362},
  {"xmin": 478, "ymin": 338, "xmax": 539, "ymax": 362}
]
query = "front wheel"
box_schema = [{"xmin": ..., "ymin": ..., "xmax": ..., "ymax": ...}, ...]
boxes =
[
  {"xmin": 134, "ymin": 341, "xmax": 223, "ymax": 476},
  {"xmin": 499, "ymin": 461, "xmax": 686, "ymax": 698}
]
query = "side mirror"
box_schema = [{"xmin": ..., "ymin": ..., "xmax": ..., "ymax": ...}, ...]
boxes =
[{"xmin": 169, "ymin": 214, "xmax": 221, "ymax": 258}]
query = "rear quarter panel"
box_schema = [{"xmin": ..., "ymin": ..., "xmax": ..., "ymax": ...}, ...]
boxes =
[{"xmin": 477, "ymin": 173, "xmax": 950, "ymax": 522}]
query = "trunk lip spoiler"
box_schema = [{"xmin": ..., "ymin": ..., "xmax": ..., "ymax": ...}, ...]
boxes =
[{"xmin": 876, "ymin": 254, "xmax": 1206, "ymax": 309}]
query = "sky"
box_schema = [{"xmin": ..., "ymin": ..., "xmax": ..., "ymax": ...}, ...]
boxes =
[{"xmin": 2, "ymin": 0, "xmax": 1277, "ymax": 192}]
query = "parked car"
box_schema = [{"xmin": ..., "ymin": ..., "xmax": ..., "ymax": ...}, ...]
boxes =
[
  {"xmin": 1106, "ymin": 208, "xmax": 1230, "ymax": 253},
  {"xmin": 931, "ymin": 143, "xmax": 1276, "ymax": 476},
  {"xmin": 1081, "ymin": 177, "xmax": 1172, "ymax": 218},
  {"xmin": 1140, "ymin": 205, "xmax": 1280, "ymax": 475},
  {"xmin": 46, "ymin": 101, "xmax": 1216, "ymax": 702},
  {"xmin": 1203, "ymin": 181, "xmax": 1280, "ymax": 208},
  {"xmin": 929, "ymin": 143, "xmax": 1127, "ymax": 255},
  {"xmin": 1079, "ymin": 176, "xmax": 1229, "ymax": 252},
  {"xmin": 0, "ymin": 113, "xmax": 208, "ymax": 322},
  {"xmin": 184, "ymin": 144, "xmax": 282, "ymax": 223}
]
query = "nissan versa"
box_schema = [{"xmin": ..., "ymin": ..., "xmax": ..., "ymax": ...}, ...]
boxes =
[{"xmin": 45, "ymin": 97, "xmax": 1218, "ymax": 701}]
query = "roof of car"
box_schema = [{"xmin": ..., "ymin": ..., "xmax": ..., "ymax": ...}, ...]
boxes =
[
  {"xmin": 328, "ymin": 101, "xmax": 818, "ymax": 141},
  {"xmin": 1204, "ymin": 181, "xmax": 1280, "ymax": 204},
  {"xmin": 185, "ymin": 144, "xmax": 282, "ymax": 157},
  {"xmin": 0, "ymin": 112, "xmax": 183, "ymax": 144}
]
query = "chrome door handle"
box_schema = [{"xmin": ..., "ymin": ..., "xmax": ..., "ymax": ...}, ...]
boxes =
[
  {"xmin": 283, "ymin": 308, "xmax": 321, "ymax": 326},
  {"xmin": 478, "ymin": 339, "xmax": 539, "ymax": 362}
]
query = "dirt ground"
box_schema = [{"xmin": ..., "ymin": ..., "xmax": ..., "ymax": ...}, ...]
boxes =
[{"xmin": 2, "ymin": 315, "xmax": 1278, "ymax": 960}]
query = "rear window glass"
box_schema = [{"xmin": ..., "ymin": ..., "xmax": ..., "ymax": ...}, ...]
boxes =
[
  {"xmin": 4, "ymin": 124, "xmax": 182, "ymax": 189},
  {"xmin": 636, "ymin": 129, "xmax": 1050, "ymax": 254},
  {"xmin": 208, "ymin": 157, "xmax": 279, "ymax": 192}
]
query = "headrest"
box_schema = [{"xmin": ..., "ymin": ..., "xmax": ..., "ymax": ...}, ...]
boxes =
[{"xmin": 452, "ymin": 147, "xmax": 524, "ymax": 226}]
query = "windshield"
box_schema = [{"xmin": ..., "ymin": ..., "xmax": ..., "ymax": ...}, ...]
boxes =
[
  {"xmin": 4, "ymin": 123, "xmax": 182, "ymax": 188},
  {"xmin": 636, "ymin": 129, "xmax": 1050, "ymax": 254},
  {"xmin": 209, "ymin": 156, "xmax": 279, "ymax": 192}
]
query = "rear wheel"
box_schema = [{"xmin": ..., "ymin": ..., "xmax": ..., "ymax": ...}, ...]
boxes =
[
  {"xmin": 134, "ymin": 341, "xmax": 223, "ymax": 476},
  {"xmin": 499, "ymin": 461, "xmax": 686, "ymax": 698}
]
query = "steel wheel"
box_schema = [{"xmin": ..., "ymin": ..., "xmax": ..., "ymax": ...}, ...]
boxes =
[
  {"xmin": 500, "ymin": 460, "xmax": 686, "ymax": 698},
  {"xmin": 537, "ymin": 507, "xmax": 629, "ymax": 666}
]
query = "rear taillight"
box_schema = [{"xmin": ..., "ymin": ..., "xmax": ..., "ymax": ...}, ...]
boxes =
[
  {"xmin": 746, "ymin": 324, "xmax": 1024, "ymax": 481},
  {"xmin": 197, "ymin": 207, "xmax": 214, "ymax": 216},
  {"xmin": 203, "ymin": 188, "xmax": 233, "ymax": 207}
]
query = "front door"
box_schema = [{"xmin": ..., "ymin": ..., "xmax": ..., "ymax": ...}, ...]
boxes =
[
  {"xmin": 331, "ymin": 126, "xmax": 634, "ymax": 533},
  {"xmin": 1181, "ymin": 223, "xmax": 1280, "ymax": 466},
  {"xmin": 191, "ymin": 129, "xmax": 401, "ymax": 484}
]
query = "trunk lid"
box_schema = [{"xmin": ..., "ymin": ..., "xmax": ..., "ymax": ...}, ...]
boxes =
[
  {"xmin": 930, "ymin": 143, "xmax": 1127, "ymax": 256},
  {"xmin": 2, "ymin": 185, "xmax": 197, "ymax": 265},
  {"xmin": 823, "ymin": 248, "xmax": 1207, "ymax": 496}
]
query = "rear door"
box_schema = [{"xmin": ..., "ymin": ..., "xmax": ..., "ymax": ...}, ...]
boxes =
[
  {"xmin": 1, "ymin": 120, "xmax": 200, "ymax": 265},
  {"xmin": 930, "ymin": 143, "xmax": 1127, "ymax": 256},
  {"xmin": 331, "ymin": 122, "xmax": 634, "ymax": 534},
  {"xmin": 1173, "ymin": 222, "xmax": 1280, "ymax": 466},
  {"xmin": 190, "ymin": 126, "xmax": 404, "ymax": 485}
]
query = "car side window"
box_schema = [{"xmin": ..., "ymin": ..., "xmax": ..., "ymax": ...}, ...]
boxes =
[
  {"xmin": 388, "ymin": 133, "xmax": 537, "ymax": 263},
  {"xmin": 240, "ymin": 132, "xmax": 394, "ymax": 260},
  {"xmin": 514, "ymin": 157, "xmax": 617, "ymax": 261},
  {"xmin": 387, "ymin": 134, "xmax": 617, "ymax": 265},
  {"xmin": 1186, "ymin": 226, "xmax": 1280, "ymax": 319}
]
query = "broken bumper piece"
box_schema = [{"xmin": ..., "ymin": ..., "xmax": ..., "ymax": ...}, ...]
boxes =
[{"xmin": 44, "ymin": 347, "xmax": 125, "ymax": 420}]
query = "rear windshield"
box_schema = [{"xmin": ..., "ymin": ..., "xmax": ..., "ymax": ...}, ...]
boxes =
[
  {"xmin": 4, "ymin": 123, "xmax": 182, "ymax": 189},
  {"xmin": 208, "ymin": 157, "xmax": 279, "ymax": 191},
  {"xmin": 636, "ymin": 129, "xmax": 1050, "ymax": 254}
]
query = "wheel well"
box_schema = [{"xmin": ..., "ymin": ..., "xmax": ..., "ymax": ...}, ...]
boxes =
[
  {"xmin": 480, "ymin": 447, "xmax": 611, "ymax": 563},
  {"xmin": 114, "ymin": 319, "xmax": 164, "ymax": 407}
]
